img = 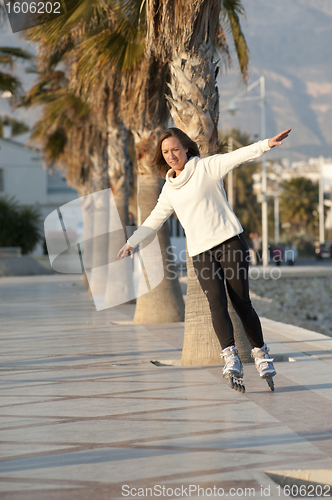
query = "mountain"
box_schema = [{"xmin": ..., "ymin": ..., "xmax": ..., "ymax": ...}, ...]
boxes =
[{"xmin": 218, "ymin": 0, "xmax": 332, "ymax": 162}]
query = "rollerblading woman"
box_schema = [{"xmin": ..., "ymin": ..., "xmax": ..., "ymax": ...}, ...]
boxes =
[{"xmin": 118, "ymin": 127, "xmax": 291, "ymax": 392}]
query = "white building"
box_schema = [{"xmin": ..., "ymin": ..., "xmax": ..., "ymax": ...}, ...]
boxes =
[{"xmin": 0, "ymin": 133, "xmax": 78, "ymax": 255}]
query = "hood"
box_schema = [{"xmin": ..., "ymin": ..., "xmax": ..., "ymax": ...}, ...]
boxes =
[{"xmin": 165, "ymin": 156, "xmax": 199, "ymax": 189}]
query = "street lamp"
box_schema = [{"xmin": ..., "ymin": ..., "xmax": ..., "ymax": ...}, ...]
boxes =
[
  {"xmin": 1, "ymin": 91, "xmax": 13, "ymax": 139},
  {"xmin": 228, "ymin": 136, "xmax": 234, "ymax": 208},
  {"xmin": 227, "ymin": 76, "xmax": 269, "ymax": 266}
]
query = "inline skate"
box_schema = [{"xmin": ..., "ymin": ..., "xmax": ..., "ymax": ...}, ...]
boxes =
[
  {"xmin": 220, "ymin": 346, "xmax": 245, "ymax": 393},
  {"xmin": 251, "ymin": 343, "xmax": 276, "ymax": 391}
]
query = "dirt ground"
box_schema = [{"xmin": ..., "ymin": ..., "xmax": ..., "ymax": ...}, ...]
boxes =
[{"xmin": 249, "ymin": 276, "xmax": 332, "ymax": 338}]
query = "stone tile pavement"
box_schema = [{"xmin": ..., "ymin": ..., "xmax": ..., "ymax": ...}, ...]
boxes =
[{"xmin": 0, "ymin": 275, "xmax": 331, "ymax": 499}]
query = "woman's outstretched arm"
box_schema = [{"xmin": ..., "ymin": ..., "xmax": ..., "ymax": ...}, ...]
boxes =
[
  {"xmin": 204, "ymin": 128, "xmax": 291, "ymax": 180},
  {"xmin": 268, "ymin": 128, "xmax": 291, "ymax": 148},
  {"xmin": 117, "ymin": 186, "xmax": 174, "ymax": 260},
  {"xmin": 117, "ymin": 241, "xmax": 134, "ymax": 259}
]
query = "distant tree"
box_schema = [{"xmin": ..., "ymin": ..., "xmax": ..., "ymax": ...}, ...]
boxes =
[
  {"xmin": 235, "ymin": 162, "xmax": 264, "ymax": 236},
  {"xmin": 219, "ymin": 128, "xmax": 252, "ymax": 149},
  {"xmin": 0, "ymin": 196, "xmax": 42, "ymax": 254},
  {"xmin": 280, "ymin": 177, "xmax": 319, "ymax": 236},
  {"xmin": 219, "ymin": 128, "xmax": 262, "ymax": 237}
]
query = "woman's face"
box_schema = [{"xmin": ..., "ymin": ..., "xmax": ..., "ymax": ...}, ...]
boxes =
[{"xmin": 161, "ymin": 137, "xmax": 188, "ymax": 176}]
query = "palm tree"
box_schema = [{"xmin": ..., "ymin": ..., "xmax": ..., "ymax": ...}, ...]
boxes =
[
  {"xmin": 146, "ymin": 0, "xmax": 248, "ymax": 150},
  {"xmin": 19, "ymin": 68, "xmax": 99, "ymax": 192},
  {"xmin": 63, "ymin": 0, "xmax": 184, "ymax": 320},
  {"xmin": 145, "ymin": 0, "xmax": 251, "ymax": 364},
  {"xmin": 22, "ymin": 0, "xmax": 252, "ymax": 341},
  {"xmin": 22, "ymin": 0, "xmax": 184, "ymax": 318},
  {"xmin": 21, "ymin": 3, "xmax": 128, "ymax": 279},
  {"xmin": 19, "ymin": 65, "xmax": 111, "ymax": 291},
  {"xmin": 120, "ymin": 56, "xmax": 185, "ymax": 322},
  {"xmin": 0, "ymin": 47, "xmax": 31, "ymax": 95}
]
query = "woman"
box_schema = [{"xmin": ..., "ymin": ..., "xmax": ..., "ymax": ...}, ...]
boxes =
[{"xmin": 118, "ymin": 127, "xmax": 291, "ymax": 392}]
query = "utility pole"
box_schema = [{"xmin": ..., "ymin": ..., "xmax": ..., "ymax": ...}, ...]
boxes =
[
  {"xmin": 227, "ymin": 76, "xmax": 269, "ymax": 266},
  {"xmin": 274, "ymin": 178, "xmax": 280, "ymax": 244},
  {"xmin": 319, "ymin": 156, "xmax": 325, "ymax": 244},
  {"xmin": 227, "ymin": 137, "xmax": 234, "ymax": 209}
]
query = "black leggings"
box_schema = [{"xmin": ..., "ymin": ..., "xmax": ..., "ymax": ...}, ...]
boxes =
[{"xmin": 191, "ymin": 233, "xmax": 264, "ymax": 350}]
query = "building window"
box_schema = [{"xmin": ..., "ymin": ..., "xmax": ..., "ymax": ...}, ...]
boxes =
[{"xmin": 0, "ymin": 169, "xmax": 3, "ymax": 192}]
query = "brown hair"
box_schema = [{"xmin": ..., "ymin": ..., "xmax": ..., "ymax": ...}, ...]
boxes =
[{"xmin": 152, "ymin": 128, "xmax": 200, "ymax": 178}]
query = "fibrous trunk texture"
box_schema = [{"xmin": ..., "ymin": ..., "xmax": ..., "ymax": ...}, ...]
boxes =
[
  {"xmin": 104, "ymin": 123, "xmax": 135, "ymax": 306},
  {"xmin": 132, "ymin": 130, "xmax": 185, "ymax": 324},
  {"xmin": 169, "ymin": 45, "xmax": 251, "ymax": 365}
]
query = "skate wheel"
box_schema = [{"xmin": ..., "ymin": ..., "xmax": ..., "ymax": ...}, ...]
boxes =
[
  {"xmin": 236, "ymin": 378, "xmax": 245, "ymax": 393},
  {"xmin": 224, "ymin": 374, "xmax": 245, "ymax": 393},
  {"xmin": 266, "ymin": 377, "xmax": 275, "ymax": 391},
  {"xmin": 227, "ymin": 376, "xmax": 234, "ymax": 390},
  {"xmin": 231, "ymin": 376, "xmax": 245, "ymax": 393}
]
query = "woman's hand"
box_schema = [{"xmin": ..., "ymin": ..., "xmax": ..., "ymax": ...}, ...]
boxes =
[
  {"xmin": 268, "ymin": 128, "xmax": 291, "ymax": 148},
  {"xmin": 117, "ymin": 242, "xmax": 134, "ymax": 259}
]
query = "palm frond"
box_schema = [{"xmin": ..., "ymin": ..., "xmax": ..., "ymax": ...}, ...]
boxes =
[
  {"xmin": 17, "ymin": 70, "xmax": 68, "ymax": 107},
  {"xmin": 221, "ymin": 0, "xmax": 249, "ymax": 82},
  {"xmin": 40, "ymin": 128, "xmax": 68, "ymax": 164},
  {"xmin": 60, "ymin": 0, "xmax": 114, "ymax": 30},
  {"xmin": 0, "ymin": 72, "xmax": 21, "ymax": 94},
  {"xmin": 76, "ymin": 27, "xmax": 145, "ymax": 85},
  {"xmin": 0, "ymin": 46, "xmax": 33, "ymax": 94},
  {"xmin": 0, "ymin": 47, "xmax": 32, "ymax": 61},
  {"xmin": 25, "ymin": 0, "xmax": 114, "ymax": 51}
]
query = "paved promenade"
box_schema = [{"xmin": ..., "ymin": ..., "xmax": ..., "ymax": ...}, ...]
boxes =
[{"xmin": 0, "ymin": 274, "xmax": 332, "ymax": 499}]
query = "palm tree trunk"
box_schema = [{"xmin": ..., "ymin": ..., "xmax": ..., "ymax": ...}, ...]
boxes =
[
  {"xmin": 167, "ymin": 45, "xmax": 251, "ymax": 364},
  {"xmin": 166, "ymin": 44, "xmax": 219, "ymax": 156},
  {"xmin": 181, "ymin": 247, "xmax": 253, "ymax": 365},
  {"xmin": 230, "ymin": 303, "xmax": 253, "ymax": 363},
  {"xmin": 107, "ymin": 123, "xmax": 131, "ymax": 227},
  {"xmin": 132, "ymin": 130, "xmax": 185, "ymax": 323},
  {"xmin": 104, "ymin": 123, "xmax": 136, "ymax": 306},
  {"xmin": 120, "ymin": 57, "xmax": 184, "ymax": 323},
  {"xmin": 84, "ymin": 150, "xmax": 110, "ymax": 297},
  {"xmin": 77, "ymin": 186, "xmax": 93, "ymax": 288},
  {"xmin": 181, "ymin": 246, "xmax": 221, "ymax": 365}
]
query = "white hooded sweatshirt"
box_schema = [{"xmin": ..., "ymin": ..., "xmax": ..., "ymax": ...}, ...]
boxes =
[{"xmin": 127, "ymin": 139, "xmax": 271, "ymax": 257}]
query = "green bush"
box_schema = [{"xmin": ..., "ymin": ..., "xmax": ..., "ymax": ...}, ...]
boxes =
[
  {"xmin": 295, "ymin": 237, "xmax": 316, "ymax": 258},
  {"xmin": 0, "ymin": 196, "xmax": 42, "ymax": 254}
]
